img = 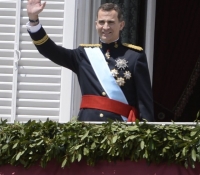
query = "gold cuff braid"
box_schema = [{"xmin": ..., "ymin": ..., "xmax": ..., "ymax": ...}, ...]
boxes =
[
  {"xmin": 79, "ymin": 44, "xmax": 101, "ymax": 47},
  {"xmin": 32, "ymin": 34, "xmax": 49, "ymax": 45}
]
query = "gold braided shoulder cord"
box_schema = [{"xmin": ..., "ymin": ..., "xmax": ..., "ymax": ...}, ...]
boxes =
[
  {"xmin": 33, "ymin": 34, "xmax": 49, "ymax": 45},
  {"xmin": 122, "ymin": 43, "xmax": 143, "ymax": 51}
]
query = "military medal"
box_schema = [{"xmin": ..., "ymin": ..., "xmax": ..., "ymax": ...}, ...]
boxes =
[
  {"xmin": 113, "ymin": 58, "xmax": 132, "ymax": 86},
  {"xmin": 114, "ymin": 41, "xmax": 118, "ymax": 48},
  {"xmin": 105, "ymin": 49, "xmax": 110, "ymax": 59},
  {"xmin": 124, "ymin": 71, "xmax": 131, "ymax": 79},
  {"xmin": 115, "ymin": 58, "xmax": 128, "ymax": 70},
  {"xmin": 116, "ymin": 77, "xmax": 125, "ymax": 86},
  {"xmin": 111, "ymin": 69, "xmax": 119, "ymax": 77}
]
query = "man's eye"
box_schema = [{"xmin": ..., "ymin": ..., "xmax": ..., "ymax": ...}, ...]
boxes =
[
  {"xmin": 99, "ymin": 21, "xmax": 105, "ymax": 25},
  {"xmin": 108, "ymin": 21, "xmax": 114, "ymax": 24}
]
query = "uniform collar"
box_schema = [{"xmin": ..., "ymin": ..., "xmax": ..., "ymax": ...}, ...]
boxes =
[{"xmin": 100, "ymin": 38, "xmax": 122, "ymax": 51}]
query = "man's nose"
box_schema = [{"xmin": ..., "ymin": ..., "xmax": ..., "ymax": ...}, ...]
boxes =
[{"xmin": 103, "ymin": 22, "xmax": 110, "ymax": 29}]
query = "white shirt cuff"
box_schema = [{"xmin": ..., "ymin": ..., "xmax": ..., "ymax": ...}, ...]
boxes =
[{"xmin": 26, "ymin": 21, "xmax": 42, "ymax": 33}]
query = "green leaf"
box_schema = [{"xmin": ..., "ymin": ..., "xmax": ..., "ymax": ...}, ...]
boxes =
[
  {"xmin": 112, "ymin": 135, "xmax": 118, "ymax": 143},
  {"xmin": 167, "ymin": 136, "xmax": 174, "ymax": 140},
  {"xmin": 107, "ymin": 147, "xmax": 112, "ymax": 153},
  {"xmin": 83, "ymin": 148, "xmax": 89, "ymax": 155},
  {"xmin": 149, "ymin": 140, "xmax": 154, "ymax": 150},
  {"xmin": 140, "ymin": 141, "xmax": 145, "ymax": 150},
  {"xmin": 197, "ymin": 111, "xmax": 200, "ymax": 118},
  {"xmin": 81, "ymin": 131, "xmax": 89, "ymax": 141},
  {"xmin": 191, "ymin": 148, "xmax": 196, "ymax": 161},
  {"xmin": 162, "ymin": 147, "xmax": 166, "ymax": 153},
  {"xmin": 71, "ymin": 155, "xmax": 75, "ymax": 163},
  {"xmin": 2, "ymin": 144, "xmax": 8, "ymax": 150},
  {"xmin": 182, "ymin": 147, "xmax": 186, "ymax": 156},
  {"xmin": 176, "ymin": 152, "xmax": 180, "ymax": 158},
  {"xmin": 29, "ymin": 144, "xmax": 35, "ymax": 148},
  {"xmin": 16, "ymin": 152, "xmax": 22, "ymax": 160},
  {"xmin": 135, "ymin": 119, "xmax": 139, "ymax": 125},
  {"xmin": 184, "ymin": 161, "xmax": 188, "ymax": 168},
  {"xmin": 190, "ymin": 131, "xmax": 197, "ymax": 137},
  {"xmin": 37, "ymin": 140, "xmax": 43, "ymax": 145},
  {"xmin": 91, "ymin": 142, "xmax": 96, "ymax": 149},
  {"xmin": 78, "ymin": 154, "xmax": 82, "ymax": 162},
  {"xmin": 74, "ymin": 144, "xmax": 83, "ymax": 150},
  {"xmin": 12, "ymin": 142, "xmax": 18, "ymax": 149},
  {"xmin": 144, "ymin": 149, "xmax": 148, "ymax": 158},
  {"xmin": 61, "ymin": 158, "xmax": 67, "ymax": 168},
  {"xmin": 126, "ymin": 125, "xmax": 138, "ymax": 131},
  {"xmin": 146, "ymin": 129, "xmax": 150, "ymax": 134},
  {"xmin": 125, "ymin": 135, "xmax": 138, "ymax": 142},
  {"xmin": 101, "ymin": 136, "xmax": 107, "ymax": 143}
]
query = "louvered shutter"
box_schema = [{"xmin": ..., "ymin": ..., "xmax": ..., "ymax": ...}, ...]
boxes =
[
  {"xmin": 16, "ymin": 0, "xmax": 65, "ymax": 122},
  {"xmin": 0, "ymin": 0, "xmax": 17, "ymax": 122}
]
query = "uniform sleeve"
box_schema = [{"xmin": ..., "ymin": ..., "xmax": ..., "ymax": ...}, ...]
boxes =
[
  {"xmin": 28, "ymin": 26, "xmax": 79, "ymax": 73},
  {"xmin": 133, "ymin": 52, "xmax": 155, "ymax": 121}
]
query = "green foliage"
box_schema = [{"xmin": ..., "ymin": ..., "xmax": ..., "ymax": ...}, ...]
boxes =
[{"xmin": 0, "ymin": 119, "xmax": 200, "ymax": 168}]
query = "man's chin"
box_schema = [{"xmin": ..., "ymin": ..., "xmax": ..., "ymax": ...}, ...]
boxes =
[{"xmin": 100, "ymin": 37, "xmax": 111, "ymax": 43}]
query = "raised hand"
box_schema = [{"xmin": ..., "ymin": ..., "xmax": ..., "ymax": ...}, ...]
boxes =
[{"xmin": 27, "ymin": 0, "xmax": 46, "ymax": 20}]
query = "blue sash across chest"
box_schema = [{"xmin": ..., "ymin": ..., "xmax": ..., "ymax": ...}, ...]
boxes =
[{"xmin": 84, "ymin": 47, "xmax": 128, "ymax": 121}]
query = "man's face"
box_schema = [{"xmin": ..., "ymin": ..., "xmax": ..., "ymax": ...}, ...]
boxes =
[{"xmin": 96, "ymin": 9, "xmax": 125, "ymax": 44}]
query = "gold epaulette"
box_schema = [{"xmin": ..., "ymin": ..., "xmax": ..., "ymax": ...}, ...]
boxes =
[
  {"xmin": 122, "ymin": 43, "xmax": 143, "ymax": 51},
  {"xmin": 79, "ymin": 44, "xmax": 101, "ymax": 48},
  {"xmin": 32, "ymin": 34, "xmax": 49, "ymax": 45}
]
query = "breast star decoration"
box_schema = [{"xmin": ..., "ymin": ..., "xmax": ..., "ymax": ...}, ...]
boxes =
[
  {"xmin": 110, "ymin": 58, "xmax": 131, "ymax": 86},
  {"xmin": 124, "ymin": 71, "xmax": 131, "ymax": 80},
  {"xmin": 116, "ymin": 77, "xmax": 125, "ymax": 86},
  {"xmin": 115, "ymin": 58, "xmax": 128, "ymax": 70},
  {"xmin": 110, "ymin": 69, "xmax": 119, "ymax": 77}
]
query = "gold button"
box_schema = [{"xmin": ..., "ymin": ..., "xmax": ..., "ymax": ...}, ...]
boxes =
[
  {"xmin": 102, "ymin": 92, "xmax": 106, "ymax": 96},
  {"xmin": 99, "ymin": 113, "xmax": 104, "ymax": 117}
]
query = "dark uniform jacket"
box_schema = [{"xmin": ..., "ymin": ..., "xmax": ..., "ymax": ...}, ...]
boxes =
[{"xmin": 28, "ymin": 27, "xmax": 154, "ymax": 122}]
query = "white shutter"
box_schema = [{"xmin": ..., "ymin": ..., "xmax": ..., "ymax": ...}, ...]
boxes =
[
  {"xmin": 16, "ymin": 0, "xmax": 65, "ymax": 122},
  {"xmin": 0, "ymin": 0, "xmax": 82, "ymax": 123},
  {"xmin": 0, "ymin": 0, "xmax": 17, "ymax": 122}
]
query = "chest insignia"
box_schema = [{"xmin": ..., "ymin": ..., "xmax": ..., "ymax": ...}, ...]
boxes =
[
  {"xmin": 110, "ymin": 69, "xmax": 119, "ymax": 77},
  {"xmin": 116, "ymin": 77, "xmax": 125, "ymax": 86},
  {"xmin": 105, "ymin": 49, "xmax": 110, "ymax": 59},
  {"xmin": 110, "ymin": 58, "xmax": 132, "ymax": 86},
  {"xmin": 115, "ymin": 58, "xmax": 128, "ymax": 70},
  {"xmin": 123, "ymin": 71, "xmax": 132, "ymax": 80},
  {"xmin": 114, "ymin": 41, "xmax": 118, "ymax": 48}
]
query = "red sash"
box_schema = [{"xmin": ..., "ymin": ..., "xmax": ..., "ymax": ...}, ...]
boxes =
[{"xmin": 80, "ymin": 95, "xmax": 138, "ymax": 122}]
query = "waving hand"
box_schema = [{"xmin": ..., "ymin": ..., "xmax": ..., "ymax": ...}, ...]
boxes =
[{"xmin": 27, "ymin": 0, "xmax": 46, "ymax": 20}]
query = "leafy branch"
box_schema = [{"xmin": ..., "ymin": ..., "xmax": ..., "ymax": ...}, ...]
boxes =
[{"xmin": 0, "ymin": 119, "xmax": 200, "ymax": 169}]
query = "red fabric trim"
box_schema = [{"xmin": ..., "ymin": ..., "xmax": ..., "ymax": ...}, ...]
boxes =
[
  {"xmin": 80, "ymin": 95, "xmax": 138, "ymax": 122},
  {"xmin": 2, "ymin": 159, "xmax": 200, "ymax": 175}
]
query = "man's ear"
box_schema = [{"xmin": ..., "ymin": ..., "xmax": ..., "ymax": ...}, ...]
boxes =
[
  {"xmin": 95, "ymin": 21, "xmax": 98, "ymax": 30},
  {"xmin": 120, "ymin": 21, "xmax": 125, "ymax": 30}
]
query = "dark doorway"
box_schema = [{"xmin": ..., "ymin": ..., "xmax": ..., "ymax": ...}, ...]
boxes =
[{"xmin": 153, "ymin": 0, "xmax": 200, "ymax": 122}]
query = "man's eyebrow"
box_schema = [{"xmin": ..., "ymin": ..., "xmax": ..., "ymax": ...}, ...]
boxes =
[{"xmin": 98, "ymin": 19, "xmax": 115, "ymax": 22}]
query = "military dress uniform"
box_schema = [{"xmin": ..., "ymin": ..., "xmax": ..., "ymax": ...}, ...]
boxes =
[{"xmin": 28, "ymin": 26, "xmax": 154, "ymax": 122}]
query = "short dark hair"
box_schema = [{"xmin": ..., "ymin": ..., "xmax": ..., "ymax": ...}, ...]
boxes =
[{"xmin": 97, "ymin": 3, "xmax": 124, "ymax": 21}]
